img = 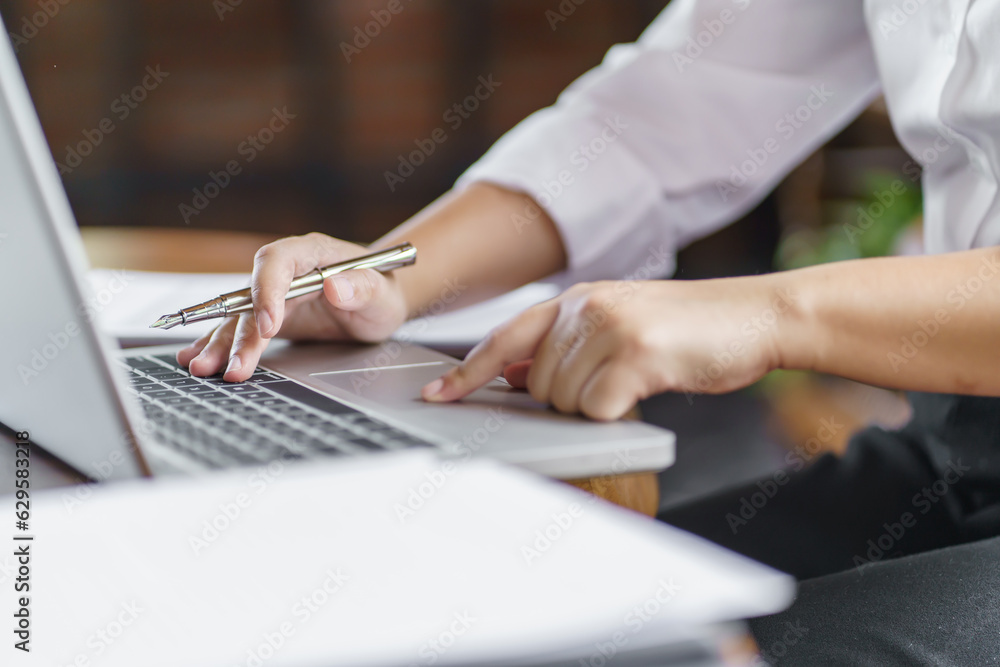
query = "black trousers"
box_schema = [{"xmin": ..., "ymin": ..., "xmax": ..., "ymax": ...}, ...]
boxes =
[{"xmin": 657, "ymin": 392, "xmax": 1000, "ymax": 665}]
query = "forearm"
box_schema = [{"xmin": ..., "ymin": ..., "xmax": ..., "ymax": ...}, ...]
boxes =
[
  {"xmin": 373, "ymin": 182, "xmax": 567, "ymax": 318},
  {"xmin": 780, "ymin": 247, "xmax": 1000, "ymax": 395}
]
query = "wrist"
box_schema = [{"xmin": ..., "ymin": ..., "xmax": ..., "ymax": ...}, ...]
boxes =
[
  {"xmin": 761, "ymin": 268, "xmax": 822, "ymax": 373},
  {"xmin": 376, "ymin": 182, "xmax": 567, "ymax": 321}
]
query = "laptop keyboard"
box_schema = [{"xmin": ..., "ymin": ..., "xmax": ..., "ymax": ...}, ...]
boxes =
[{"xmin": 120, "ymin": 354, "xmax": 432, "ymax": 469}]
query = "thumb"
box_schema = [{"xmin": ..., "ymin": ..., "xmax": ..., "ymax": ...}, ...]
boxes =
[{"xmin": 323, "ymin": 269, "xmax": 385, "ymax": 312}]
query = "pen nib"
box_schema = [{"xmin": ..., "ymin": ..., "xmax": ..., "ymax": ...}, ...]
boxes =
[{"xmin": 149, "ymin": 314, "xmax": 183, "ymax": 330}]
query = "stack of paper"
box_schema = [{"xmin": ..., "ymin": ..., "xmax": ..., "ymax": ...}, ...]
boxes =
[{"xmin": 9, "ymin": 451, "xmax": 793, "ymax": 666}]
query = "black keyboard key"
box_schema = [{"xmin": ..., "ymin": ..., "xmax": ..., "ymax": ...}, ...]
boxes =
[
  {"xmin": 394, "ymin": 435, "xmax": 433, "ymax": 447},
  {"xmin": 135, "ymin": 383, "xmax": 168, "ymax": 393},
  {"xmin": 147, "ymin": 390, "xmax": 182, "ymax": 400},
  {"xmin": 313, "ymin": 422, "xmax": 354, "ymax": 436},
  {"xmin": 345, "ymin": 437, "xmax": 384, "ymax": 451},
  {"xmin": 240, "ymin": 412, "xmax": 275, "ymax": 422},
  {"xmin": 238, "ymin": 391, "xmax": 272, "ymax": 401},
  {"xmin": 257, "ymin": 398, "xmax": 291, "ymax": 409},
  {"xmin": 297, "ymin": 413, "xmax": 329, "ymax": 424},
  {"xmin": 163, "ymin": 397, "xmax": 196, "ymax": 406},
  {"xmin": 125, "ymin": 356, "xmax": 168, "ymax": 371},
  {"xmin": 163, "ymin": 378, "xmax": 203, "ymax": 387},
  {"xmin": 146, "ymin": 371, "xmax": 187, "ymax": 380},
  {"xmin": 171, "ymin": 403, "xmax": 215, "ymax": 414},
  {"xmin": 202, "ymin": 397, "xmax": 243, "ymax": 406},
  {"xmin": 221, "ymin": 384, "xmax": 259, "ymax": 394},
  {"xmin": 349, "ymin": 415, "xmax": 387, "ymax": 431},
  {"xmin": 300, "ymin": 438, "xmax": 349, "ymax": 454},
  {"xmin": 176, "ymin": 384, "xmax": 216, "ymax": 394},
  {"xmin": 152, "ymin": 354, "xmax": 186, "ymax": 369},
  {"xmin": 195, "ymin": 391, "xmax": 228, "ymax": 401},
  {"xmin": 250, "ymin": 373, "xmax": 284, "ymax": 383},
  {"xmin": 268, "ymin": 404, "xmax": 311, "ymax": 417},
  {"xmin": 263, "ymin": 381, "xmax": 359, "ymax": 416},
  {"xmin": 264, "ymin": 423, "xmax": 303, "ymax": 436},
  {"xmin": 129, "ymin": 377, "xmax": 156, "ymax": 386}
]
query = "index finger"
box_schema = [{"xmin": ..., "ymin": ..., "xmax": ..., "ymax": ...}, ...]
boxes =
[
  {"xmin": 250, "ymin": 233, "xmax": 362, "ymax": 338},
  {"xmin": 421, "ymin": 301, "xmax": 559, "ymax": 403}
]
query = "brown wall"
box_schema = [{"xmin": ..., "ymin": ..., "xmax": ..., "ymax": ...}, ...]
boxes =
[{"xmin": 1, "ymin": 0, "xmax": 667, "ymax": 243}]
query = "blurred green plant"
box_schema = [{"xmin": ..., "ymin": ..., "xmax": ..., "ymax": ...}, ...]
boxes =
[{"xmin": 775, "ymin": 169, "xmax": 923, "ymax": 271}]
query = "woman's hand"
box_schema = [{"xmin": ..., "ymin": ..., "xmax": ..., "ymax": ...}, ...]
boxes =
[
  {"xmin": 422, "ymin": 276, "xmax": 804, "ymax": 420},
  {"xmin": 177, "ymin": 233, "xmax": 409, "ymax": 382}
]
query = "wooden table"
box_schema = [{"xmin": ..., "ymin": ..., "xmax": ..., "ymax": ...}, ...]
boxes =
[{"xmin": 78, "ymin": 227, "xmax": 661, "ymax": 517}]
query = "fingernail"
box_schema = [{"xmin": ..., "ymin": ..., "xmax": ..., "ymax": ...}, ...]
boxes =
[
  {"xmin": 258, "ymin": 310, "xmax": 274, "ymax": 337},
  {"xmin": 332, "ymin": 277, "xmax": 354, "ymax": 303},
  {"xmin": 226, "ymin": 356, "xmax": 242, "ymax": 374},
  {"xmin": 422, "ymin": 378, "xmax": 444, "ymax": 401}
]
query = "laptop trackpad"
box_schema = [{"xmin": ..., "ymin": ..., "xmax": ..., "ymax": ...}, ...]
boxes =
[{"xmin": 312, "ymin": 362, "xmax": 548, "ymax": 413}]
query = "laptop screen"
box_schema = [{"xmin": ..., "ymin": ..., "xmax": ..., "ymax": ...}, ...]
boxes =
[{"xmin": 0, "ymin": 16, "xmax": 147, "ymax": 480}]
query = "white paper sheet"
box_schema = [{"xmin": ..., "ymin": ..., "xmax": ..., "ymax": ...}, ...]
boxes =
[
  {"xmin": 12, "ymin": 452, "xmax": 793, "ymax": 667},
  {"xmin": 87, "ymin": 269, "xmax": 250, "ymax": 343},
  {"xmin": 88, "ymin": 269, "xmax": 559, "ymax": 347}
]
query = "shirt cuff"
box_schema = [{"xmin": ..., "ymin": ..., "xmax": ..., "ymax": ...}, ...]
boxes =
[{"xmin": 456, "ymin": 104, "xmax": 674, "ymax": 284}]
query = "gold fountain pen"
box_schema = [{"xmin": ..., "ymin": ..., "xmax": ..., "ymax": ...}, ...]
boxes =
[{"xmin": 149, "ymin": 243, "xmax": 417, "ymax": 330}]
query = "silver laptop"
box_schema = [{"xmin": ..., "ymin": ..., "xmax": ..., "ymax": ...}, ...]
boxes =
[{"xmin": 0, "ymin": 22, "xmax": 674, "ymax": 483}]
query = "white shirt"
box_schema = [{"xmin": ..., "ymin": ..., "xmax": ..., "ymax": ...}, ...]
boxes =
[{"xmin": 457, "ymin": 0, "xmax": 999, "ymax": 285}]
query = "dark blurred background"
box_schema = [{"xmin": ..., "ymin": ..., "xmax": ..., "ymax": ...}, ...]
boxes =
[
  {"xmin": 1, "ymin": 0, "xmax": 922, "ymax": 508},
  {"xmin": 0, "ymin": 0, "xmax": 670, "ymax": 242}
]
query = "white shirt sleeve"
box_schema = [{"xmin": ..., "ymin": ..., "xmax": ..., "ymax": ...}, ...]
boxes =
[{"xmin": 456, "ymin": 0, "xmax": 882, "ymax": 285}]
